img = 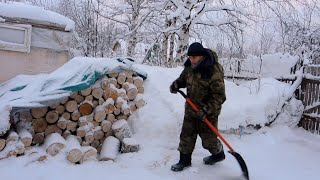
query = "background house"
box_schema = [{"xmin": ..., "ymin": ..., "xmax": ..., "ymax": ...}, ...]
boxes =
[{"xmin": 0, "ymin": 2, "xmax": 75, "ymax": 83}]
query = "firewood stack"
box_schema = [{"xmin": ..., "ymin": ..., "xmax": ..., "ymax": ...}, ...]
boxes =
[{"xmin": 0, "ymin": 70, "xmax": 145, "ymax": 162}]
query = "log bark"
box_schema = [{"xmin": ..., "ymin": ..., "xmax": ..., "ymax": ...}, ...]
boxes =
[
  {"xmin": 65, "ymin": 135, "xmax": 83, "ymax": 163},
  {"xmin": 100, "ymin": 136, "xmax": 120, "ymax": 161},
  {"xmin": 44, "ymin": 133, "xmax": 66, "ymax": 156},
  {"xmin": 121, "ymin": 138, "xmax": 140, "ymax": 153},
  {"xmin": 46, "ymin": 110, "xmax": 59, "ymax": 124},
  {"xmin": 112, "ymin": 119, "xmax": 132, "ymax": 141},
  {"xmin": 65, "ymin": 100, "xmax": 78, "ymax": 113},
  {"xmin": 31, "ymin": 107, "xmax": 48, "ymax": 119},
  {"xmin": 32, "ymin": 118, "xmax": 47, "ymax": 133},
  {"xmin": 0, "ymin": 139, "xmax": 5, "ymax": 151}
]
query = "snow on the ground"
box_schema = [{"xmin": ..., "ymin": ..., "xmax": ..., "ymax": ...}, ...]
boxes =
[{"xmin": 0, "ymin": 63, "xmax": 319, "ymax": 180}]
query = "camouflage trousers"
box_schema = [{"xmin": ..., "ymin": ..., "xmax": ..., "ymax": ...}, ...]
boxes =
[{"xmin": 178, "ymin": 107, "xmax": 223, "ymax": 155}]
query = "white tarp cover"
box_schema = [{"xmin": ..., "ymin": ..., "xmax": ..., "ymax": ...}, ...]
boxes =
[{"xmin": 0, "ymin": 57, "xmax": 147, "ymax": 135}]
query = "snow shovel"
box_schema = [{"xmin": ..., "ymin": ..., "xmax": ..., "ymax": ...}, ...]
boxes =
[{"xmin": 177, "ymin": 90, "xmax": 249, "ymax": 180}]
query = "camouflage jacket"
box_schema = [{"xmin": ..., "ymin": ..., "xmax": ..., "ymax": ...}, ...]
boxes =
[{"xmin": 174, "ymin": 49, "xmax": 226, "ymax": 118}]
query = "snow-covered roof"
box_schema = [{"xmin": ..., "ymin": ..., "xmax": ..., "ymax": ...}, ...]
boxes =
[
  {"xmin": 0, "ymin": 57, "xmax": 147, "ymax": 135},
  {"xmin": 0, "ymin": 2, "xmax": 75, "ymax": 31}
]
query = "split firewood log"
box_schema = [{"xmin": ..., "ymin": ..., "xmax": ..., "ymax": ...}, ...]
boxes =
[
  {"xmin": 79, "ymin": 101, "xmax": 93, "ymax": 116},
  {"xmin": 121, "ymin": 138, "xmax": 140, "ymax": 153},
  {"xmin": 0, "ymin": 140, "xmax": 24, "ymax": 159},
  {"xmin": 45, "ymin": 125, "xmax": 62, "ymax": 136},
  {"xmin": 31, "ymin": 107, "xmax": 48, "ymax": 119},
  {"xmin": 93, "ymin": 126, "xmax": 104, "ymax": 140},
  {"xmin": 121, "ymin": 102, "xmax": 131, "ymax": 115},
  {"xmin": 94, "ymin": 105, "xmax": 106, "ymax": 122},
  {"xmin": 106, "ymin": 114, "xmax": 116, "ymax": 124},
  {"xmin": 80, "ymin": 87, "xmax": 92, "ymax": 97},
  {"xmin": 100, "ymin": 136, "xmax": 120, "ymax": 161},
  {"xmin": 126, "ymin": 77, "xmax": 134, "ymax": 84},
  {"xmin": 92, "ymin": 87, "xmax": 104, "ymax": 100},
  {"xmin": 137, "ymin": 86, "xmax": 144, "ymax": 94},
  {"xmin": 109, "ymin": 77, "xmax": 117, "ymax": 86},
  {"xmin": 118, "ymin": 88, "xmax": 126, "ymax": 98},
  {"xmin": 85, "ymin": 131, "xmax": 94, "ymax": 144},
  {"xmin": 66, "ymin": 120, "xmax": 77, "ymax": 132},
  {"xmin": 19, "ymin": 111, "xmax": 33, "ymax": 122},
  {"xmin": 0, "ymin": 139, "xmax": 6, "ymax": 151},
  {"xmin": 46, "ymin": 110, "xmax": 59, "ymax": 124},
  {"xmin": 61, "ymin": 112, "xmax": 71, "ymax": 120},
  {"xmin": 108, "ymin": 72, "xmax": 119, "ymax": 78},
  {"xmin": 55, "ymin": 105, "xmax": 65, "ymax": 115},
  {"xmin": 117, "ymin": 72, "xmax": 126, "ymax": 85},
  {"xmin": 57, "ymin": 117, "xmax": 67, "ymax": 130},
  {"xmin": 78, "ymin": 116, "xmax": 88, "ymax": 127},
  {"xmin": 116, "ymin": 97, "xmax": 125, "ymax": 109},
  {"xmin": 71, "ymin": 110, "xmax": 81, "ymax": 121},
  {"xmin": 65, "ymin": 135, "xmax": 83, "ymax": 163},
  {"xmin": 44, "ymin": 133, "xmax": 66, "ymax": 156},
  {"xmin": 85, "ymin": 95, "xmax": 94, "ymax": 102},
  {"xmin": 98, "ymin": 98, "xmax": 105, "ymax": 105},
  {"xmin": 49, "ymin": 101, "xmax": 60, "ymax": 109},
  {"xmin": 112, "ymin": 119, "xmax": 132, "ymax": 141},
  {"xmin": 134, "ymin": 94, "xmax": 145, "ymax": 108},
  {"xmin": 101, "ymin": 120, "xmax": 112, "ymax": 133},
  {"xmin": 33, "ymin": 133, "xmax": 44, "ymax": 145},
  {"xmin": 91, "ymin": 139, "xmax": 100, "ymax": 148},
  {"xmin": 124, "ymin": 70, "xmax": 133, "ymax": 78},
  {"xmin": 32, "ymin": 118, "xmax": 47, "ymax": 133},
  {"xmin": 92, "ymin": 101, "xmax": 99, "ymax": 108},
  {"xmin": 101, "ymin": 77, "xmax": 110, "ymax": 90},
  {"xmin": 103, "ymin": 98, "xmax": 115, "ymax": 114},
  {"xmin": 77, "ymin": 122, "xmax": 93, "ymax": 138},
  {"xmin": 117, "ymin": 115, "xmax": 128, "ymax": 120},
  {"xmin": 16, "ymin": 122, "xmax": 32, "ymax": 147},
  {"xmin": 65, "ymin": 100, "xmax": 78, "ymax": 113},
  {"xmin": 127, "ymin": 84, "xmax": 138, "ymax": 100},
  {"xmin": 62, "ymin": 130, "xmax": 71, "ymax": 139},
  {"xmin": 128, "ymin": 101, "xmax": 137, "ymax": 112},
  {"xmin": 133, "ymin": 77, "xmax": 143, "ymax": 88},
  {"xmin": 113, "ymin": 108, "xmax": 121, "ymax": 116},
  {"xmin": 74, "ymin": 94, "xmax": 85, "ymax": 104},
  {"xmin": 69, "ymin": 92, "xmax": 78, "ymax": 99},
  {"xmin": 103, "ymin": 85, "xmax": 118, "ymax": 101},
  {"xmin": 80, "ymin": 146, "xmax": 97, "ymax": 163},
  {"xmin": 122, "ymin": 82, "xmax": 130, "ymax": 91}
]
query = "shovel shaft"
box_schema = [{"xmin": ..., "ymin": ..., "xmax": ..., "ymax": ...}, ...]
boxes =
[{"xmin": 185, "ymin": 97, "xmax": 235, "ymax": 152}]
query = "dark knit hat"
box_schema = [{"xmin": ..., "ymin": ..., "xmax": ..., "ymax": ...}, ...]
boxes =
[{"xmin": 187, "ymin": 42, "xmax": 206, "ymax": 56}]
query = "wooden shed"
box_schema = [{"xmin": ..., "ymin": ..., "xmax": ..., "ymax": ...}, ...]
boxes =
[{"xmin": 0, "ymin": 2, "xmax": 75, "ymax": 83}]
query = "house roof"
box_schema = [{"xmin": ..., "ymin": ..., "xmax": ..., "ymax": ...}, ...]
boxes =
[{"xmin": 0, "ymin": 2, "xmax": 75, "ymax": 32}]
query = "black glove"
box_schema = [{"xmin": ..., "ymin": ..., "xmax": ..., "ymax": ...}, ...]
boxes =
[
  {"xmin": 170, "ymin": 81, "xmax": 179, "ymax": 94},
  {"xmin": 197, "ymin": 108, "xmax": 208, "ymax": 120}
]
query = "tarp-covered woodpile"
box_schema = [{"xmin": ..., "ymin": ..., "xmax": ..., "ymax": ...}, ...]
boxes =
[{"xmin": 0, "ymin": 57, "xmax": 147, "ymax": 162}]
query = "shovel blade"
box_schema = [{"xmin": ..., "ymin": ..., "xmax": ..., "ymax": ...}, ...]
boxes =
[{"xmin": 228, "ymin": 151, "xmax": 249, "ymax": 180}]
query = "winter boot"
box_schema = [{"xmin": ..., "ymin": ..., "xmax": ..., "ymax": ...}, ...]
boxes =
[
  {"xmin": 203, "ymin": 150, "xmax": 225, "ymax": 165},
  {"xmin": 171, "ymin": 152, "xmax": 192, "ymax": 171}
]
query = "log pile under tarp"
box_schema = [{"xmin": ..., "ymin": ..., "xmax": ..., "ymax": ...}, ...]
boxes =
[{"xmin": 0, "ymin": 70, "xmax": 145, "ymax": 162}]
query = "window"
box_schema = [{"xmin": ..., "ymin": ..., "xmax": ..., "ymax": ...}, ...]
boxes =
[{"xmin": 0, "ymin": 23, "xmax": 32, "ymax": 53}]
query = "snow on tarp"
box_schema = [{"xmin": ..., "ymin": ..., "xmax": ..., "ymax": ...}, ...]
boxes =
[
  {"xmin": 0, "ymin": 2, "xmax": 75, "ymax": 31},
  {"xmin": 0, "ymin": 57, "xmax": 147, "ymax": 135}
]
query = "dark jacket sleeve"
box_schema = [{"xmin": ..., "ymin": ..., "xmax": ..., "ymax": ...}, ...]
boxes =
[
  {"xmin": 174, "ymin": 68, "xmax": 187, "ymax": 88},
  {"xmin": 203, "ymin": 63, "xmax": 226, "ymax": 117}
]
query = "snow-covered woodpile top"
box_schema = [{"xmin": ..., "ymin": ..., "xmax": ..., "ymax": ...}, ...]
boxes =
[{"xmin": 0, "ymin": 2, "xmax": 75, "ymax": 31}]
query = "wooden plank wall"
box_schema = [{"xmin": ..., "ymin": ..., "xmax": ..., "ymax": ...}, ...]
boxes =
[{"xmin": 299, "ymin": 63, "xmax": 320, "ymax": 134}]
